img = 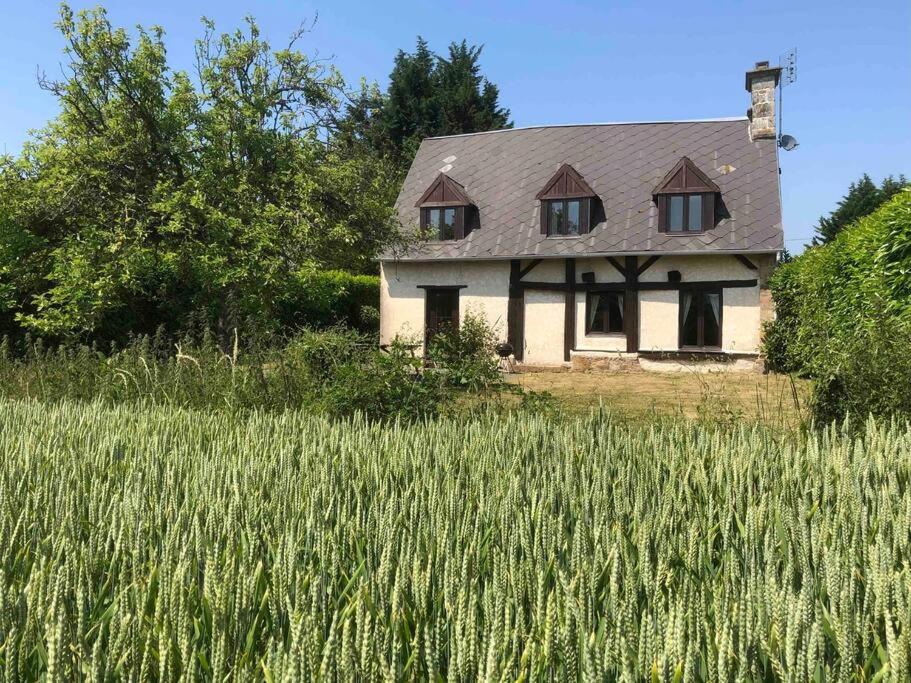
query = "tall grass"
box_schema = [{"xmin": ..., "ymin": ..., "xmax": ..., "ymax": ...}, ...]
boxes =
[
  {"xmin": 1, "ymin": 401, "xmax": 909, "ymax": 680},
  {"xmin": 0, "ymin": 330, "xmax": 446, "ymax": 420}
]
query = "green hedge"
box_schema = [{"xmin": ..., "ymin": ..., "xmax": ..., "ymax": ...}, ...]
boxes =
[
  {"xmin": 764, "ymin": 189, "xmax": 911, "ymax": 420},
  {"xmin": 279, "ymin": 269, "xmax": 380, "ymax": 332}
]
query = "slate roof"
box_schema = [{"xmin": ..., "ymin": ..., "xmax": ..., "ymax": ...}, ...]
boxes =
[{"xmin": 382, "ymin": 118, "xmax": 783, "ymax": 261}]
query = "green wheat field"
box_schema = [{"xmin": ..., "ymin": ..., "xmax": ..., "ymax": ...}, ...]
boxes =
[{"xmin": 0, "ymin": 400, "xmax": 909, "ymax": 680}]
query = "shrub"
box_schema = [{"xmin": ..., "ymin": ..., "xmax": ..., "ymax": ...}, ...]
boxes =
[
  {"xmin": 763, "ymin": 189, "xmax": 911, "ymax": 421},
  {"xmin": 427, "ymin": 309, "xmax": 501, "ymax": 391},
  {"xmin": 278, "ymin": 269, "xmax": 380, "ymax": 332},
  {"xmin": 319, "ymin": 339, "xmax": 446, "ymax": 420},
  {"xmin": 809, "ymin": 308, "xmax": 911, "ymax": 423}
]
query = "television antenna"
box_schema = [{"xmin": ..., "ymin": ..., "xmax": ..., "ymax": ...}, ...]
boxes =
[{"xmin": 778, "ymin": 48, "xmax": 798, "ymax": 150}]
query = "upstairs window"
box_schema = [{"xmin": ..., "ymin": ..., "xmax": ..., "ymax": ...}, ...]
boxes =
[
  {"xmin": 666, "ymin": 193, "xmax": 708, "ymax": 232},
  {"xmin": 422, "ymin": 207, "xmax": 460, "ymax": 240},
  {"xmin": 654, "ymin": 157, "xmax": 720, "ymax": 234},
  {"xmin": 536, "ymin": 164, "xmax": 598, "ymax": 237},
  {"xmin": 415, "ymin": 173, "xmax": 475, "ymax": 241},
  {"xmin": 545, "ymin": 198, "xmax": 589, "ymax": 236}
]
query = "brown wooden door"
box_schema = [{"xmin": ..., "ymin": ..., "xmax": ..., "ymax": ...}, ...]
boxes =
[{"xmin": 425, "ymin": 288, "xmax": 459, "ymax": 348}]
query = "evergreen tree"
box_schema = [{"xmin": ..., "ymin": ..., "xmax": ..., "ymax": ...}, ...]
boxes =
[
  {"xmin": 813, "ymin": 173, "xmax": 908, "ymax": 244},
  {"xmin": 880, "ymin": 174, "xmax": 909, "ymax": 204},
  {"xmin": 339, "ymin": 37, "xmax": 511, "ymax": 171},
  {"xmin": 385, "ymin": 38, "xmax": 440, "ymax": 162},
  {"xmin": 435, "ymin": 41, "xmax": 511, "ymax": 137}
]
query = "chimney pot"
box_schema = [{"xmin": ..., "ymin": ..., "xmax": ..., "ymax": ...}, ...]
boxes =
[{"xmin": 755, "ymin": 60, "xmax": 769, "ymax": 69}]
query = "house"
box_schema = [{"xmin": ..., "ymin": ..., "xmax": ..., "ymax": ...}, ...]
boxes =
[{"xmin": 379, "ymin": 61, "xmax": 784, "ymax": 367}]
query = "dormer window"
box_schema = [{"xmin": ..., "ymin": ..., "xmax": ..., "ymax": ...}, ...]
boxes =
[
  {"xmin": 545, "ymin": 198, "xmax": 587, "ymax": 236},
  {"xmin": 667, "ymin": 194, "xmax": 704, "ymax": 232},
  {"xmin": 423, "ymin": 207, "xmax": 459, "ymax": 240},
  {"xmin": 536, "ymin": 164, "xmax": 598, "ymax": 237},
  {"xmin": 654, "ymin": 157, "xmax": 720, "ymax": 234},
  {"xmin": 415, "ymin": 173, "xmax": 475, "ymax": 241}
]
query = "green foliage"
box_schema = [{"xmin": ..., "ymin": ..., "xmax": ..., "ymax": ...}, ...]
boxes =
[
  {"xmin": 427, "ymin": 309, "xmax": 501, "ymax": 391},
  {"xmin": 1, "ymin": 402, "xmax": 910, "ymax": 679},
  {"xmin": 278, "ymin": 269, "xmax": 379, "ymax": 331},
  {"xmin": 337, "ymin": 37, "xmax": 512, "ymax": 170},
  {"xmin": 765, "ymin": 189, "xmax": 911, "ymax": 420},
  {"xmin": 0, "ymin": 6, "xmax": 400, "ymax": 343},
  {"xmin": 813, "ymin": 173, "xmax": 908, "ymax": 245},
  {"xmin": 0, "ymin": 328, "xmax": 444, "ymax": 420}
]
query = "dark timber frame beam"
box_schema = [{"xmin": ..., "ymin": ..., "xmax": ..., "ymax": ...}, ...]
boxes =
[
  {"xmin": 606, "ymin": 256, "xmax": 627, "ymax": 278},
  {"xmin": 637, "ymin": 255, "xmax": 662, "ymax": 276},
  {"xmin": 507, "ymin": 260, "xmax": 524, "ymax": 360},
  {"xmin": 519, "ymin": 259, "xmax": 543, "ymax": 279},
  {"xmin": 735, "ymin": 254, "xmax": 759, "ymax": 271},
  {"xmin": 564, "ymin": 258, "xmax": 576, "ymax": 362},
  {"xmin": 624, "ymin": 256, "xmax": 639, "ymax": 352},
  {"xmin": 512, "ymin": 279, "xmax": 757, "ymax": 292}
]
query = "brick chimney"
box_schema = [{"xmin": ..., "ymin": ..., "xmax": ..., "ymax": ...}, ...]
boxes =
[{"xmin": 745, "ymin": 61, "xmax": 782, "ymax": 141}]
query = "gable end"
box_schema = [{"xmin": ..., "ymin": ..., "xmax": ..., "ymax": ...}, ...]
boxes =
[
  {"xmin": 415, "ymin": 173, "xmax": 474, "ymax": 207},
  {"xmin": 535, "ymin": 163, "xmax": 597, "ymax": 200},
  {"xmin": 653, "ymin": 157, "xmax": 720, "ymax": 195}
]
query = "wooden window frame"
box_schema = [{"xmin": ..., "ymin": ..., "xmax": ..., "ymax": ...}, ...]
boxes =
[
  {"xmin": 421, "ymin": 206, "xmax": 466, "ymax": 241},
  {"xmin": 585, "ymin": 291, "xmax": 625, "ymax": 335},
  {"xmin": 657, "ymin": 192, "xmax": 715, "ymax": 234},
  {"xmin": 543, "ymin": 198, "xmax": 590, "ymax": 237},
  {"xmin": 678, "ymin": 287, "xmax": 723, "ymax": 351}
]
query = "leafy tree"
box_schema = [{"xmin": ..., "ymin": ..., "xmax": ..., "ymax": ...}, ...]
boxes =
[
  {"xmin": 813, "ymin": 173, "xmax": 908, "ymax": 244},
  {"xmin": 338, "ymin": 37, "xmax": 512, "ymax": 169},
  {"xmin": 0, "ymin": 6, "xmax": 400, "ymax": 343}
]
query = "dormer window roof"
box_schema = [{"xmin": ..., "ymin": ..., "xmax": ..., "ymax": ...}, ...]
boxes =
[
  {"xmin": 415, "ymin": 173, "xmax": 476, "ymax": 241},
  {"xmin": 653, "ymin": 157, "xmax": 719, "ymax": 234},
  {"xmin": 536, "ymin": 164, "xmax": 598, "ymax": 237},
  {"xmin": 415, "ymin": 172, "xmax": 474, "ymax": 207}
]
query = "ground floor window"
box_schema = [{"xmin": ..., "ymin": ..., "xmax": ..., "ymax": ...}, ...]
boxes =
[
  {"xmin": 679, "ymin": 288, "xmax": 721, "ymax": 349},
  {"xmin": 424, "ymin": 287, "xmax": 460, "ymax": 347},
  {"xmin": 586, "ymin": 292, "xmax": 624, "ymax": 334}
]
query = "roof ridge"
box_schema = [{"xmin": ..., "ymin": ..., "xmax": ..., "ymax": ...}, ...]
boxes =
[{"xmin": 424, "ymin": 117, "xmax": 748, "ymax": 141}]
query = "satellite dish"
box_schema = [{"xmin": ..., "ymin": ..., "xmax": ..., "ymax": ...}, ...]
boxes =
[{"xmin": 779, "ymin": 134, "xmax": 799, "ymax": 151}]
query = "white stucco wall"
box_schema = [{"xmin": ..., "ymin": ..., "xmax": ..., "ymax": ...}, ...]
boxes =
[
  {"xmin": 380, "ymin": 254, "xmax": 762, "ymax": 360},
  {"xmin": 523, "ymin": 290, "xmax": 565, "ymax": 364},
  {"xmin": 637, "ymin": 254, "xmax": 756, "ymax": 284},
  {"xmin": 380, "ymin": 260, "xmax": 510, "ymax": 352},
  {"xmin": 574, "ymin": 257, "xmax": 627, "ymax": 352},
  {"xmin": 637, "ymin": 255, "xmax": 760, "ymax": 354},
  {"xmin": 639, "ymin": 291, "xmax": 679, "ymax": 351}
]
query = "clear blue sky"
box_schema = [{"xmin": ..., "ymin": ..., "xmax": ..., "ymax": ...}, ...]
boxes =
[{"xmin": 2, "ymin": 1, "xmax": 909, "ymax": 249}]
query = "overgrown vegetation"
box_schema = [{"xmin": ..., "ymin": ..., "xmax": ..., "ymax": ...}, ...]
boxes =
[
  {"xmin": 765, "ymin": 189, "xmax": 911, "ymax": 421},
  {"xmin": 0, "ymin": 329, "xmax": 446, "ymax": 420},
  {"xmin": 2, "ymin": 401, "xmax": 909, "ymax": 680},
  {"xmin": 0, "ymin": 311, "xmax": 510, "ymax": 420},
  {"xmin": 427, "ymin": 310, "xmax": 501, "ymax": 391}
]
